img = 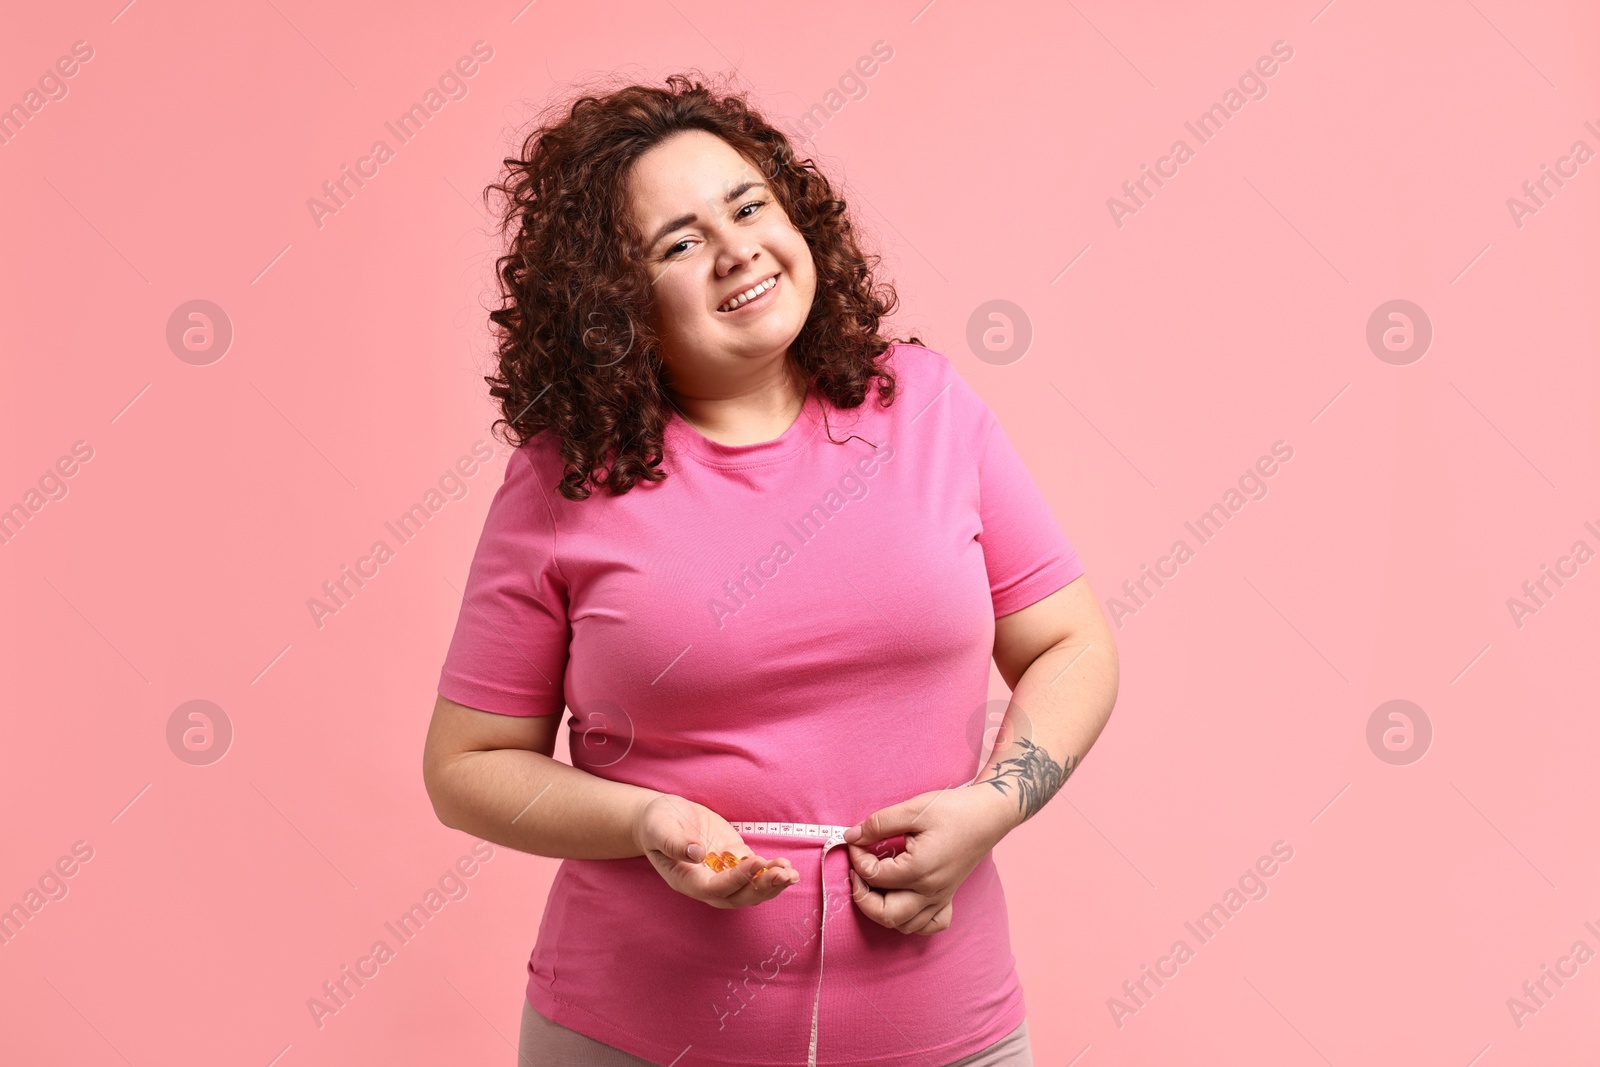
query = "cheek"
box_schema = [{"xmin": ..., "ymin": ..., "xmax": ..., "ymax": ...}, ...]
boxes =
[
  {"xmin": 798, "ymin": 245, "xmax": 818, "ymax": 284},
  {"xmin": 771, "ymin": 226, "xmax": 814, "ymax": 279},
  {"xmin": 787, "ymin": 241, "xmax": 818, "ymax": 296},
  {"xmin": 656, "ymin": 273, "xmax": 706, "ymax": 330}
]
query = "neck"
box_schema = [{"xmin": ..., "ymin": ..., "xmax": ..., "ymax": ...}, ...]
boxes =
[{"xmin": 665, "ymin": 358, "xmax": 809, "ymax": 443}]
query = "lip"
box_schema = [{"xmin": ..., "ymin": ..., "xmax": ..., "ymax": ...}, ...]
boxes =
[{"xmin": 716, "ymin": 272, "xmax": 781, "ymax": 314}]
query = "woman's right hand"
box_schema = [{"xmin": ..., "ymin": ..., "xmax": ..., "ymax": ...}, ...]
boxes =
[{"xmin": 633, "ymin": 792, "xmax": 801, "ymax": 909}]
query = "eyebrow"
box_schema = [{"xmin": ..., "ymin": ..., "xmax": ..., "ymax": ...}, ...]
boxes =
[{"xmin": 646, "ymin": 181, "xmax": 766, "ymax": 252}]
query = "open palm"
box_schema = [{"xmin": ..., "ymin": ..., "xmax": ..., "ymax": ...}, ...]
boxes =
[{"xmin": 634, "ymin": 793, "xmax": 800, "ymax": 909}]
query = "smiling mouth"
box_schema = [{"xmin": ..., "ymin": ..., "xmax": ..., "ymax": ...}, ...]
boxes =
[{"xmin": 716, "ymin": 273, "xmax": 780, "ymax": 313}]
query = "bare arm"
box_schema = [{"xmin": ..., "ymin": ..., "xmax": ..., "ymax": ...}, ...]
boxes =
[
  {"xmin": 978, "ymin": 575, "xmax": 1120, "ymax": 832},
  {"xmin": 839, "ymin": 575, "xmax": 1119, "ymax": 935},
  {"xmin": 422, "ymin": 694, "xmax": 802, "ymax": 904},
  {"xmin": 421, "ymin": 694, "xmax": 662, "ymax": 860}
]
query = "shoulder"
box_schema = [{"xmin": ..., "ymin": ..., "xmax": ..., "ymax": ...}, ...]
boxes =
[
  {"xmin": 493, "ymin": 433, "xmax": 565, "ymax": 519},
  {"xmin": 883, "ymin": 340, "xmax": 955, "ymax": 383},
  {"xmin": 881, "ymin": 341, "xmax": 989, "ymax": 425},
  {"xmin": 502, "ymin": 429, "xmax": 666, "ymax": 517}
]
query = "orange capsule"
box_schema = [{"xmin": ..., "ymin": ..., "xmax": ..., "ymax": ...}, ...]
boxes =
[{"xmin": 700, "ymin": 851, "xmax": 783, "ymax": 878}]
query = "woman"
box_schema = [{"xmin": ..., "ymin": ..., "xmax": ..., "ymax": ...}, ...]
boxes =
[{"xmin": 422, "ymin": 73, "xmax": 1120, "ymax": 1067}]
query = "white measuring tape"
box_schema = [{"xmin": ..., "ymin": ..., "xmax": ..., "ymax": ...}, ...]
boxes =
[{"xmin": 725, "ymin": 821, "xmax": 853, "ymax": 1067}]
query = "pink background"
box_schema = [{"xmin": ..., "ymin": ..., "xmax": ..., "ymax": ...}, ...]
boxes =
[{"xmin": 3, "ymin": 1, "xmax": 1597, "ymax": 1063}]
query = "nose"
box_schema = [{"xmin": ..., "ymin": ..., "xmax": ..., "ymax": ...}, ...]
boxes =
[{"xmin": 715, "ymin": 240, "xmax": 759, "ymax": 278}]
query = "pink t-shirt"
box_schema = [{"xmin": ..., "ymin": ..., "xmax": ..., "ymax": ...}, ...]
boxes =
[{"xmin": 437, "ymin": 342, "xmax": 1084, "ymax": 1066}]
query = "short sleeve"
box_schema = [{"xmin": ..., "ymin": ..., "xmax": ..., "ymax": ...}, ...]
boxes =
[
  {"xmin": 436, "ymin": 446, "xmax": 570, "ymax": 716},
  {"xmin": 949, "ymin": 365, "xmax": 1085, "ymax": 617}
]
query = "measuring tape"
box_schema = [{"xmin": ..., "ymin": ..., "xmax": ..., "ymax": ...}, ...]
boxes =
[{"xmin": 724, "ymin": 821, "xmax": 854, "ymax": 1067}]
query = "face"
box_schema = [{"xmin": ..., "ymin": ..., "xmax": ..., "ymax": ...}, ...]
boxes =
[{"xmin": 625, "ymin": 129, "xmax": 818, "ymax": 395}]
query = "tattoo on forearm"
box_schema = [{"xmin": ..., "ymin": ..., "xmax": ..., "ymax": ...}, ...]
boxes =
[{"xmin": 984, "ymin": 739, "xmax": 1077, "ymax": 820}]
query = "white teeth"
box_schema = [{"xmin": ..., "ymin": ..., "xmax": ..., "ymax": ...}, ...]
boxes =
[{"xmin": 718, "ymin": 275, "xmax": 777, "ymax": 312}]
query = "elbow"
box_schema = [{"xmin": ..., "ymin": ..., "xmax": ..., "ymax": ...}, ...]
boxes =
[{"xmin": 422, "ymin": 754, "xmax": 462, "ymax": 830}]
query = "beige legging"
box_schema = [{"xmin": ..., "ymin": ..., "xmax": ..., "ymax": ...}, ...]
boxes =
[{"xmin": 517, "ymin": 997, "xmax": 1033, "ymax": 1067}]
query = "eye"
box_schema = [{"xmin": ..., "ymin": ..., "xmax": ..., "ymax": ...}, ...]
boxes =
[{"xmin": 660, "ymin": 201, "xmax": 765, "ymax": 259}]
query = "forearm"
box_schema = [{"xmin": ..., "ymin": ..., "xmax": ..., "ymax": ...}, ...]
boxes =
[
  {"xmin": 972, "ymin": 636, "xmax": 1120, "ymax": 834},
  {"xmin": 430, "ymin": 748, "xmax": 663, "ymax": 860}
]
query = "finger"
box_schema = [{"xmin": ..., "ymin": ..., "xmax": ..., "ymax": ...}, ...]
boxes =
[
  {"xmin": 705, "ymin": 854, "xmax": 762, "ymax": 892},
  {"xmin": 696, "ymin": 863, "xmax": 759, "ymax": 908},
  {"xmin": 897, "ymin": 898, "xmax": 949, "ymax": 936},
  {"xmin": 694, "ymin": 842, "xmax": 764, "ymax": 877},
  {"xmin": 650, "ymin": 827, "xmax": 704, "ymax": 866},
  {"xmin": 724, "ymin": 858, "xmax": 801, "ymax": 907},
  {"xmin": 712, "ymin": 855, "xmax": 794, "ymax": 899},
  {"xmin": 913, "ymin": 902, "xmax": 954, "ymax": 937},
  {"xmin": 651, "ymin": 795, "xmax": 706, "ymax": 863},
  {"xmin": 847, "ymin": 842, "xmax": 922, "ymax": 890},
  {"xmin": 849, "ymin": 870, "xmax": 932, "ymax": 929},
  {"xmin": 844, "ymin": 798, "xmax": 929, "ymax": 847},
  {"xmin": 848, "ymin": 869, "xmax": 887, "ymax": 924},
  {"xmin": 749, "ymin": 858, "xmax": 800, "ymax": 892}
]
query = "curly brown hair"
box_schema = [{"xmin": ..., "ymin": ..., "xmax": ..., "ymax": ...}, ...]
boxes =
[{"xmin": 481, "ymin": 71, "xmax": 920, "ymax": 500}]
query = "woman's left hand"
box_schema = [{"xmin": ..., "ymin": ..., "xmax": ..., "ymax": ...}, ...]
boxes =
[{"xmin": 842, "ymin": 784, "xmax": 1018, "ymax": 936}]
